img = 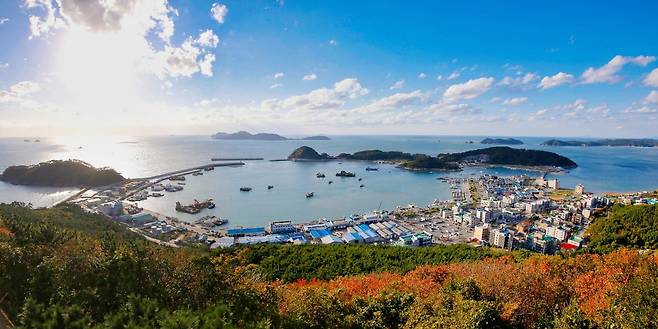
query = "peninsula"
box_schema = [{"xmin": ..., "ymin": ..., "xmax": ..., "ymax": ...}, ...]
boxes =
[
  {"xmin": 542, "ymin": 138, "xmax": 658, "ymax": 147},
  {"xmin": 480, "ymin": 137, "xmax": 524, "ymax": 145},
  {"xmin": 287, "ymin": 146, "xmax": 574, "ymax": 171},
  {"xmin": 211, "ymin": 131, "xmax": 331, "ymax": 141},
  {"xmin": 0, "ymin": 159, "xmax": 125, "ymax": 187}
]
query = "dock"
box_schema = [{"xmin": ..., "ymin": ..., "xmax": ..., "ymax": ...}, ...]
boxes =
[{"xmin": 211, "ymin": 157, "xmax": 263, "ymax": 161}]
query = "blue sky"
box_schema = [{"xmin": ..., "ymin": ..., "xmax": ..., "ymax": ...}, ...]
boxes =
[{"xmin": 0, "ymin": 0, "xmax": 657, "ymax": 137}]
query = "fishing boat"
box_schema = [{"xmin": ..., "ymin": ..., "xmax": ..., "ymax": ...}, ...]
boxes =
[
  {"xmin": 336, "ymin": 170, "xmax": 356, "ymax": 177},
  {"xmin": 328, "ymin": 181, "xmax": 333, "ymax": 184},
  {"xmin": 365, "ymin": 167, "xmax": 379, "ymax": 171},
  {"xmin": 150, "ymin": 192, "xmax": 164, "ymax": 197},
  {"xmin": 359, "ymin": 184, "xmax": 364, "ymax": 188},
  {"xmin": 358, "ymin": 178, "xmax": 362, "ymax": 181},
  {"xmin": 192, "ymin": 172, "xmax": 203, "ymax": 176},
  {"xmin": 306, "ymin": 192, "xmax": 314, "ymax": 198},
  {"xmin": 204, "ymin": 167, "xmax": 214, "ymax": 171},
  {"xmin": 240, "ymin": 187, "xmax": 252, "ymax": 192},
  {"xmin": 267, "ymin": 185, "xmax": 274, "ymax": 189},
  {"xmin": 208, "ymin": 202, "xmax": 216, "ymax": 209},
  {"xmin": 316, "ymin": 173, "xmax": 325, "ymax": 178}
]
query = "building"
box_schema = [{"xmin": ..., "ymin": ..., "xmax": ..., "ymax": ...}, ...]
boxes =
[
  {"xmin": 473, "ymin": 224, "xmax": 490, "ymax": 242},
  {"xmin": 268, "ymin": 220, "xmax": 296, "ymax": 234},
  {"xmin": 397, "ymin": 231, "xmax": 432, "ymax": 247},
  {"xmin": 226, "ymin": 227, "xmax": 266, "ymax": 237},
  {"xmin": 489, "ymin": 228, "xmax": 513, "ymax": 249},
  {"xmin": 320, "ymin": 234, "xmax": 343, "ymax": 244},
  {"xmin": 575, "ymin": 184, "xmax": 585, "ymax": 195},
  {"xmin": 547, "ymin": 179, "xmax": 559, "ymax": 190},
  {"xmin": 527, "ymin": 233, "xmax": 556, "ymax": 254},
  {"xmin": 546, "ymin": 225, "xmax": 570, "ymax": 242},
  {"xmin": 132, "ymin": 212, "xmax": 154, "ymax": 225}
]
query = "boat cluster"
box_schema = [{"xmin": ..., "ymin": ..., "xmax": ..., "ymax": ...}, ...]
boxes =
[{"xmin": 175, "ymin": 199, "xmax": 216, "ymax": 214}]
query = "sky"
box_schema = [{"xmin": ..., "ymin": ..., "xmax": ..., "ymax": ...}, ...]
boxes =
[{"xmin": 1, "ymin": 0, "xmax": 658, "ymax": 138}]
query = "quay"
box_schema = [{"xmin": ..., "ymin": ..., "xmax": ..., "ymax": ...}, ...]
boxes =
[{"xmin": 211, "ymin": 157, "xmax": 263, "ymax": 161}]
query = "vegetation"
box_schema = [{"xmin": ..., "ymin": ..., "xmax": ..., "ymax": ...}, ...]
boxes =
[
  {"xmin": 543, "ymin": 138, "xmax": 658, "ymax": 147},
  {"xmin": 336, "ymin": 150, "xmax": 416, "ymax": 161},
  {"xmin": 2, "ymin": 203, "xmax": 658, "ymax": 328},
  {"xmin": 586, "ymin": 204, "xmax": 658, "ymax": 253},
  {"xmin": 398, "ymin": 154, "xmax": 461, "ymax": 171},
  {"xmin": 438, "ymin": 146, "xmax": 578, "ymax": 168},
  {"xmin": 0, "ymin": 159, "xmax": 125, "ymax": 187},
  {"xmin": 480, "ymin": 138, "xmax": 524, "ymax": 145},
  {"xmin": 217, "ymin": 243, "xmax": 508, "ymax": 282}
]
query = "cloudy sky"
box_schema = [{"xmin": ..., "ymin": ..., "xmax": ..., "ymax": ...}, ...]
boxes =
[{"xmin": 1, "ymin": 0, "xmax": 657, "ymax": 137}]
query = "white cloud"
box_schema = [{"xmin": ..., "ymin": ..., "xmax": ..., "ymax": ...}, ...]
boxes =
[
  {"xmin": 644, "ymin": 68, "xmax": 658, "ymax": 87},
  {"xmin": 328, "ymin": 39, "xmax": 337, "ymax": 45},
  {"xmin": 0, "ymin": 81, "xmax": 41, "ymax": 107},
  {"xmin": 436, "ymin": 75, "xmax": 443, "ymax": 81},
  {"xmin": 352, "ymin": 90, "xmax": 426, "ymax": 114},
  {"xmin": 262, "ymin": 78, "xmax": 368, "ymax": 111},
  {"xmin": 0, "ymin": 17, "xmax": 9, "ymax": 25},
  {"xmin": 199, "ymin": 53, "xmax": 215, "ymax": 76},
  {"xmin": 498, "ymin": 73, "xmax": 538, "ymax": 89},
  {"xmin": 581, "ymin": 55, "xmax": 656, "ymax": 84},
  {"xmin": 24, "ymin": 0, "xmax": 66, "ymax": 38},
  {"xmin": 196, "ymin": 29, "xmax": 219, "ymax": 48},
  {"xmin": 151, "ymin": 38, "xmax": 203, "ymax": 78},
  {"xmin": 539, "ymin": 72, "xmax": 574, "ymax": 89},
  {"xmin": 10, "ymin": 81, "xmax": 41, "ymax": 96},
  {"xmin": 502, "ymin": 97, "xmax": 528, "ymax": 106},
  {"xmin": 426, "ymin": 103, "xmax": 480, "ymax": 116},
  {"xmin": 274, "ymin": 72, "xmax": 284, "ymax": 79},
  {"xmin": 390, "ymin": 80, "xmax": 405, "ymax": 90},
  {"xmin": 644, "ymin": 90, "xmax": 658, "ymax": 104},
  {"xmin": 270, "ymin": 83, "xmax": 283, "ymax": 89},
  {"xmin": 0, "ymin": 63, "xmax": 8, "ymax": 69},
  {"xmin": 442, "ymin": 77, "xmax": 494, "ymax": 102},
  {"xmin": 624, "ymin": 106, "xmax": 657, "ymax": 114},
  {"xmin": 302, "ymin": 73, "xmax": 317, "ymax": 81},
  {"xmin": 418, "ymin": 73, "xmax": 427, "ymax": 79},
  {"xmin": 211, "ymin": 3, "xmax": 228, "ymax": 24},
  {"xmin": 447, "ymin": 71, "xmax": 460, "ymax": 80}
]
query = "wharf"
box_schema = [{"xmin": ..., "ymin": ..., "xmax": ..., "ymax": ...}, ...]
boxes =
[{"xmin": 211, "ymin": 157, "xmax": 263, "ymax": 161}]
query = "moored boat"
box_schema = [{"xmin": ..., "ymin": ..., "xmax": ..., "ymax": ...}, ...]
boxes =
[
  {"xmin": 240, "ymin": 187, "xmax": 252, "ymax": 192},
  {"xmin": 306, "ymin": 192, "xmax": 314, "ymax": 198}
]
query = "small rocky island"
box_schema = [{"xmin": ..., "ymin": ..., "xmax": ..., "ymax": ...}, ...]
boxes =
[
  {"xmin": 287, "ymin": 146, "xmax": 577, "ymax": 171},
  {"xmin": 480, "ymin": 137, "xmax": 524, "ymax": 145},
  {"xmin": 287, "ymin": 146, "xmax": 330, "ymax": 160},
  {"xmin": 0, "ymin": 160, "xmax": 125, "ymax": 187},
  {"xmin": 542, "ymin": 138, "xmax": 658, "ymax": 147},
  {"xmin": 212, "ymin": 131, "xmax": 331, "ymax": 141}
]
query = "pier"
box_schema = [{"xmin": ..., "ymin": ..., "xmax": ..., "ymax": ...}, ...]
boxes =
[{"xmin": 211, "ymin": 157, "xmax": 263, "ymax": 161}]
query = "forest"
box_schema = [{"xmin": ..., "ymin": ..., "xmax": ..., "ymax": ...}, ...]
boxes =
[{"xmin": 1, "ymin": 203, "xmax": 657, "ymax": 328}]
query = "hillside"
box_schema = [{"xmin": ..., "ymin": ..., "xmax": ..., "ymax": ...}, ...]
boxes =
[
  {"xmin": 398, "ymin": 154, "xmax": 462, "ymax": 171},
  {"xmin": 480, "ymin": 137, "xmax": 524, "ymax": 145},
  {"xmin": 336, "ymin": 149, "xmax": 416, "ymax": 161},
  {"xmin": 0, "ymin": 159, "xmax": 125, "ymax": 187},
  {"xmin": 586, "ymin": 204, "xmax": 658, "ymax": 252},
  {"xmin": 439, "ymin": 146, "xmax": 578, "ymax": 168},
  {"xmin": 1, "ymin": 203, "xmax": 658, "ymax": 328}
]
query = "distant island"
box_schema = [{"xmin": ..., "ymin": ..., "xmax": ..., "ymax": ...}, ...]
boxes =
[
  {"xmin": 480, "ymin": 137, "xmax": 524, "ymax": 145},
  {"xmin": 542, "ymin": 138, "xmax": 658, "ymax": 147},
  {"xmin": 287, "ymin": 146, "xmax": 574, "ymax": 171},
  {"xmin": 0, "ymin": 160, "xmax": 125, "ymax": 187},
  {"xmin": 438, "ymin": 146, "xmax": 577, "ymax": 169},
  {"xmin": 212, "ymin": 131, "xmax": 331, "ymax": 141}
]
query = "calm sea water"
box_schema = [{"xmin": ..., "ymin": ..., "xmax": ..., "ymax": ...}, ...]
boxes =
[{"xmin": 1, "ymin": 135, "xmax": 657, "ymax": 226}]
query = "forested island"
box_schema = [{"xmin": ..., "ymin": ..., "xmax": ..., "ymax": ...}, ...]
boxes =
[
  {"xmin": 1, "ymin": 202, "xmax": 658, "ymax": 328},
  {"xmin": 0, "ymin": 160, "xmax": 125, "ymax": 187},
  {"xmin": 212, "ymin": 131, "xmax": 331, "ymax": 141},
  {"xmin": 288, "ymin": 146, "xmax": 576, "ymax": 170},
  {"xmin": 480, "ymin": 137, "xmax": 524, "ymax": 145},
  {"xmin": 543, "ymin": 138, "xmax": 658, "ymax": 147},
  {"xmin": 438, "ymin": 146, "xmax": 578, "ymax": 169}
]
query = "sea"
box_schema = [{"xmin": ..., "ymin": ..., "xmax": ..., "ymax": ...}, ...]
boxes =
[{"xmin": 1, "ymin": 135, "xmax": 657, "ymax": 227}]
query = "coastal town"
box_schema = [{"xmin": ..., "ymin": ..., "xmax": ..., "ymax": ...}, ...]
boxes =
[{"xmin": 67, "ymin": 161, "xmax": 658, "ymax": 254}]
